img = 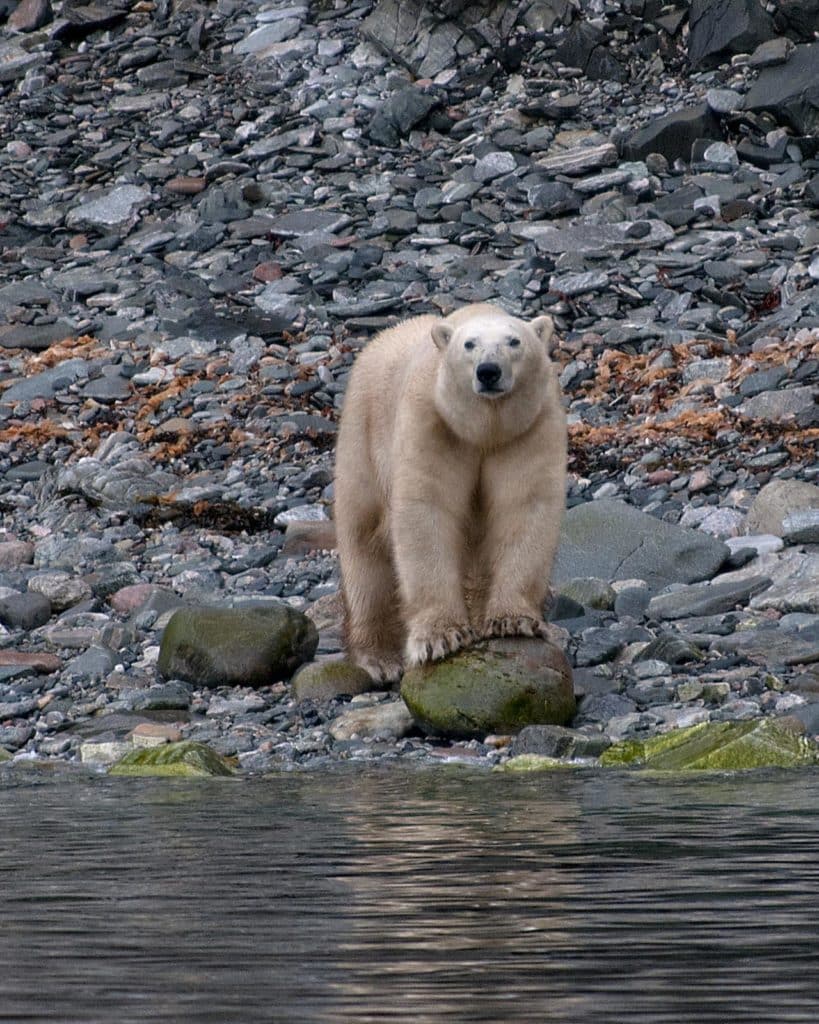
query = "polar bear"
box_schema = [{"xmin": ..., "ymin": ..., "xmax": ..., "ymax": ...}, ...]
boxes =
[{"xmin": 334, "ymin": 303, "xmax": 567, "ymax": 684}]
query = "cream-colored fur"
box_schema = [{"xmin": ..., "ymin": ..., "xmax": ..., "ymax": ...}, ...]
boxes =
[{"xmin": 334, "ymin": 303, "xmax": 567, "ymax": 683}]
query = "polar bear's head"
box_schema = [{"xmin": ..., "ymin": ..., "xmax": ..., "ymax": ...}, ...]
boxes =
[{"xmin": 431, "ymin": 308, "xmax": 554, "ymax": 399}]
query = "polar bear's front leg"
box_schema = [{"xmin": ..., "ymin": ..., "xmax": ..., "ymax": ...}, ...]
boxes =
[
  {"xmin": 392, "ymin": 454, "xmax": 477, "ymax": 667},
  {"xmin": 478, "ymin": 434, "xmax": 565, "ymax": 641}
]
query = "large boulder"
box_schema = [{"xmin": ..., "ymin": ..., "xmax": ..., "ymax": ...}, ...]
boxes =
[
  {"xmin": 688, "ymin": 0, "xmax": 775, "ymax": 69},
  {"xmin": 744, "ymin": 43, "xmax": 819, "ymax": 136},
  {"xmin": 742, "ymin": 479, "xmax": 819, "ymax": 536},
  {"xmin": 401, "ymin": 637, "xmax": 575, "ymax": 739},
  {"xmin": 158, "ymin": 604, "xmax": 318, "ymax": 687},
  {"xmin": 553, "ymin": 499, "xmax": 729, "ymax": 593},
  {"xmin": 774, "ymin": 0, "xmax": 819, "ymax": 40}
]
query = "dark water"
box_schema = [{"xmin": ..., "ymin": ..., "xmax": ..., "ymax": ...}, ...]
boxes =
[{"xmin": 2, "ymin": 764, "xmax": 819, "ymax": 1023}]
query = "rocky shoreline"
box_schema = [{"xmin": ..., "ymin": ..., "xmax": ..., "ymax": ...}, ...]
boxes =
[{"xmin": 0, "ymin": 0, "xmax": 817, "ymax": 775}]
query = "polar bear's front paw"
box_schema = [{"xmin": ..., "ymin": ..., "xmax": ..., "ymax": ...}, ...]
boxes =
[
  {"xmin": 405, "ymin": 623, "xmax": 475, "ymax": 666},
  {"xmin": 482, "ymin": 614, "xmax": 552, "ymax": 640},
  {"xmin": 355, "ymin": 653, "xmax": 405, "ymax": 685}
]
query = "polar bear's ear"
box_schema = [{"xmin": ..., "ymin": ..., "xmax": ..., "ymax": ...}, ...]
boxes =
[
  {"xmin": 530, "ymin": 315, "xmax": 554, "ymax": 350},
  {"xmin": 431, "ymin": 322, "xmax": 453, "ymax": 350}
]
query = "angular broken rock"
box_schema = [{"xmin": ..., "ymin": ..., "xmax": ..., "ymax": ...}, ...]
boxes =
[
  {"xmin": 620, "ymin": 104, "xmax": 721, "ymax": 163},
  {"xmin": 534, "ymin": 142, "xmax": 618, "ymax": 177},
  {"xmin": 744, "ymin": 42, "xmax": 819, "ymax": 136},
  {"xmin": 688, "ymin": 0, "xmax": 774, "ymax": 69},
  {"xmin": 65, "ymin": 185, "xmax": 151, "ymax": 232}
]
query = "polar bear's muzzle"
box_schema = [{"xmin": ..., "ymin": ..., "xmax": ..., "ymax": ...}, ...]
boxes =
[{"xmin": 475, "ymin": 361, "xmax": 505, "ymax": 395}]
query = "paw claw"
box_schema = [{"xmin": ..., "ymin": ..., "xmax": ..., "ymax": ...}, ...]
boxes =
[
  {"xmin": 482, "ymin": 615, "xmax": 551, "ymax": 640},
  {"xmin": 406, "ymin": 623, "xmax": 475, "ymax": 666}
]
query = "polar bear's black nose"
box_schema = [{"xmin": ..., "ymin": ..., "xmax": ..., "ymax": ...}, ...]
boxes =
[{"xmin": 476, "ymin": 362, "xmax": 502, "ymax": 387}]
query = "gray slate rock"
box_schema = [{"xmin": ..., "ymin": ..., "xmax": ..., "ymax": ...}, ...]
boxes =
[
  {"xmin": 621, "ymin": 104, "xmax": 720, "ymax": 163},
  {"xmin": 158, "ymin": 604, "xmax": 318, "ymax": 687},
  {"xmin": 0, "ymin": 321, "xmax": 75, "ymax": 351},
  {"xmin": 555, "ymin": 21, "xmax": 626, "ymax": 82},
  {"xmin": 57, "ymin": 457, "xmax": 179, "ymax": 513},
  {"xmin": 647, "ymin": 575, "xmax": 772, "ymax": 621},
  {"xmin": 688, "ymin": 0, "xmax": 774, "ymax": 69},
  {"xmin": 0, "ymin": 592, "xmax": 51, "ymax": 630},
  {"xmin": 749, "ymin": 553, "xmax": 819, "ymax": 616},
  {"xmin": 368, "ymin": 87, "xmax": 440, "ymax": 147},
  {"xmin": 554, "ymin": 499, "xmax": 729, "ymax": 593},
  {"xmin": 65, "ymin": 185, "xmax": 151, "ymax": 232},
  {"xmin": 782, "ymin": 510, "xmax": 819, "ymax": 545},
  {"xmin": 744, "ymin": 43, "xmax": 819, "ymax": 136},
  {"xmin": 3, "ymin": 358, "xmax": 87, "ymax": 402},
  {"xmin": 0, "ymin": 40, "xmax": 44, "ymax": 82},
  {"xmin": 738, "ymin": 386, "xmax": 816, "ymax": 423},
  {"xmin": 509, "ymin": 724, "xmax": 610, "ymax": 759}
]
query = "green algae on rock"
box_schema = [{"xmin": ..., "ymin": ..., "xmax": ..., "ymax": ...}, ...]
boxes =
[
  {"xmin": 109, "ymin": 741, "xmax": 236, "ymax": 778},
  {"xmin": 401, "ymin": 637, "xmax": 575, "ymax": 739},
  {"xmin": 600, "ymin": 717, "xmax": 819, "ymax": 771},
  {"xmin": 158, "ymin": 603, "xmax": 318, "ymax": 688},
  {"xmin": 292, "ymin": 659, "xmax": 375, "ymax": 702}
]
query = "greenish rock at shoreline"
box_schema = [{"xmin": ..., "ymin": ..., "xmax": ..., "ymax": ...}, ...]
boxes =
[
  {"xmin": 401, "ymin": 637, "xmax": 575, "ymax": 739},
  {"xmin": 600, "ymin": 717, "xmax": 818, "ymax": 771},
  {"xmin": 109, "ymin": 741, "xmax": 236, "ymax": 778},
  {"xmin": 0, "ymin": 747, "xmax": 11, "ymax": 764}
]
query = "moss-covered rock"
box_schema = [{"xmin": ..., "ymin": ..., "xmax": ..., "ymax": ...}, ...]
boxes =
[
  {"xmin": 292, "ymin": 659, "xmax": 375, "ymax": 702},
  {"xmin": 158, "ymin": 603, "xmax": 318, "ymax": 687},
  {"xmin": 600, "ymin": 716, "xmax": 819, "ymax": 771},
  {"xmin": 401, "ymin": 637, "xmax": 574, "ymax": 739},
  {"xmin": 0, "ymin": 747, "xmax": 11, "ymax": 764},
  {"xmin": 109, "ymin": 741, "xmax": 235, "ymax": 778}
]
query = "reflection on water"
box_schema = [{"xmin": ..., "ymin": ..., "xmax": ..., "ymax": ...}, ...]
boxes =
[{"xmin": 1, "ymin": 765, "xmax": 818, "ymax": 1023}]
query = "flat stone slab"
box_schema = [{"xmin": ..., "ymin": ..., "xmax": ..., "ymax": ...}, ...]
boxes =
[
  {"xmin": 647, "ymin": 574, "xmax": 772, "ymax": 621},
  {"xmin": 554, "ymin": 499, "xmax": 730, "ymax": 593},
  {"xmin": 510, "ymin": 220, "xmax": 675, "ymax": 254},
  {"xmin": 749, "ymin": 552, "xmax": 819, "ymax": 615},
  {"xmin": 66, "ymin": 185, "xmax": 151, "ymax": 231},
  {"xmin": 267, "ymin": 209, "xmax": 352, "ymax": 237},
  {"xmin": 534, "ymin": 142, "xmax": 618, "ymax": 176},
  {"xmin": 782, "ymin": 510, "xmax": 819, "ymax": 545}
]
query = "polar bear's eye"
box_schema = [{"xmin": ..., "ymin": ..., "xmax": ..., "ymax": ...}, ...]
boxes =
[
  {"xmin": 464, "ymin": 339, "xmax": 476, "ymax": 351},
  {"xmin": 507, "ymin": 336, "xmax": 521, "ymax": 347}
]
